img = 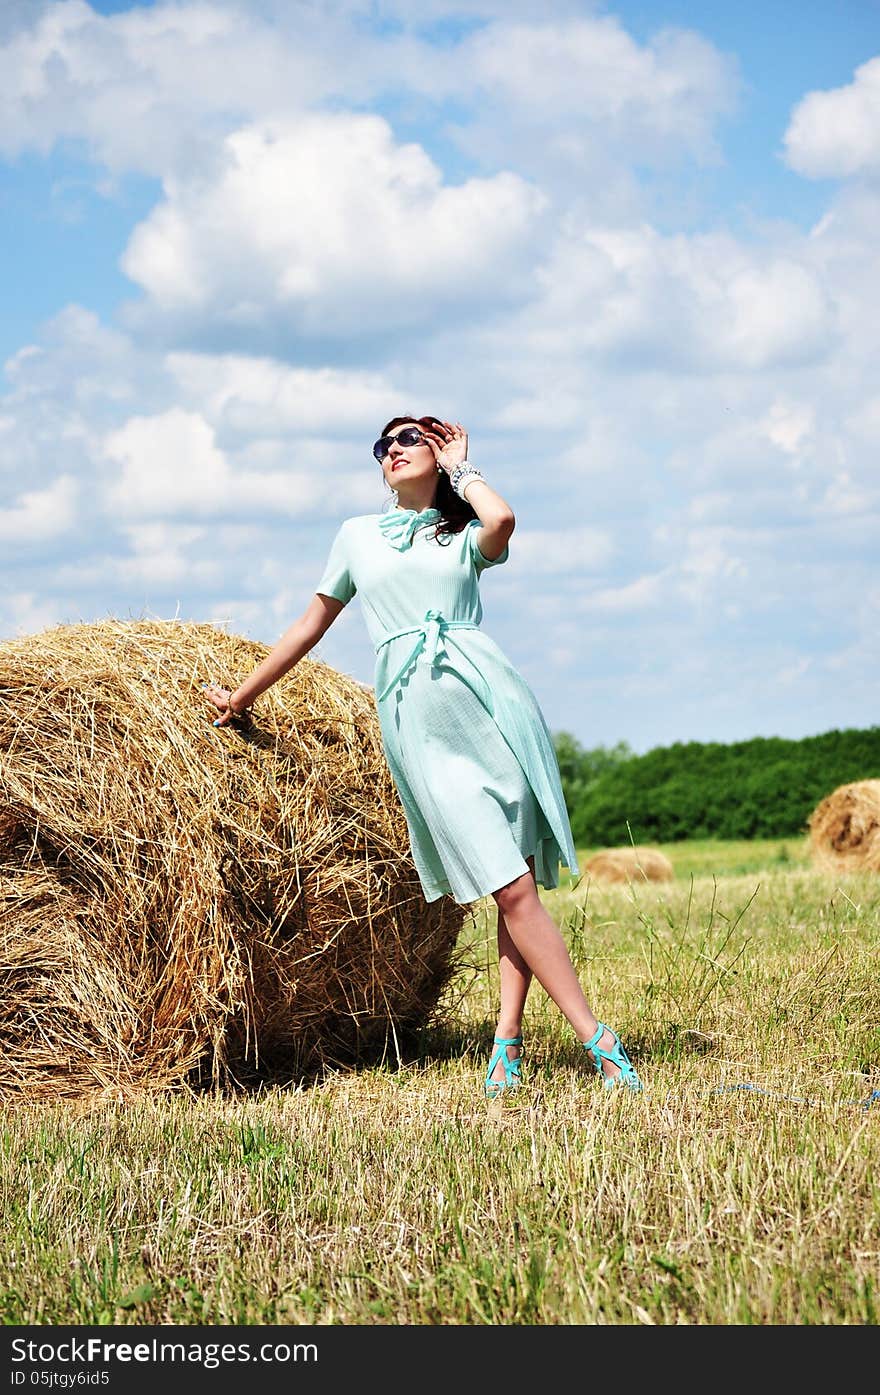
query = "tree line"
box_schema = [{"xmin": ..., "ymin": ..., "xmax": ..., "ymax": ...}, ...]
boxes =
[{"xmin": 552, "ymin": 726, "xmax": 880, "ymax": 845}]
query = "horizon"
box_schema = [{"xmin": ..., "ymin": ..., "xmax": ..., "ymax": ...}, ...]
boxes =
[{"xmin": 559, "ymin": 717, "xmax": 880, "ymax": 757}]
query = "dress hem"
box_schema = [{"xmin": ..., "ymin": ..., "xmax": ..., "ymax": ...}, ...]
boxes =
[{"xmin": 418, "ymin": 849, "xmax": 580, "ymax": 907}]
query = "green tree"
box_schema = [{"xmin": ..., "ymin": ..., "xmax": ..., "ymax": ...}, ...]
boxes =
[{"xmin": 556, "ymin": 725, "xmax": 880, "ymax": 844}]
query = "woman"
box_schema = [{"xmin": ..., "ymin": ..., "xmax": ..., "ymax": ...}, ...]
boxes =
[{"xmin": 203, "ymin": 417, "xmax": 642, "ymax": 1096}]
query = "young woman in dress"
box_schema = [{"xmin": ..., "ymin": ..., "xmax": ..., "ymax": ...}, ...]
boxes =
[{"xmin": 203, "ymin": 417, "xmax": 642, "ymax": 1096}]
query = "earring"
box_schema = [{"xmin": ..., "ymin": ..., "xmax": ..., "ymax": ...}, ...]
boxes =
[{"xmin": 436, "ymin": 464, "xmax": 442, "ymax": 473}]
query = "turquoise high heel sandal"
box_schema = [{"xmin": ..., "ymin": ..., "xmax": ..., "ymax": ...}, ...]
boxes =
[
  {"xmin": 583, "ymin": 1023, "xmax": 642, "ymax": 1093},
  {"xmin": 484, "ymin": 1035, "xmax": 522, "ymax": 1099}
]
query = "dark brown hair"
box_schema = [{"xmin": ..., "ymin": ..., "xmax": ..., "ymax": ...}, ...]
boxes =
[{"xmin": 379, "ymin": 415, "xmax": 476, "ymax": 541}]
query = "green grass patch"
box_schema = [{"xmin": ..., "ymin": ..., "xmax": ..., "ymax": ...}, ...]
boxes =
[{"xmin": 552, "ymin": 835, "xmax": 812, "ymax": 891}]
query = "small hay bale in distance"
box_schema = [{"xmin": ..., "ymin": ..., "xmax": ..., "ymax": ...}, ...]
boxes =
[
  {"xmin": 0, "ymin": 619, "xmax": 467, "ymax": 1100},
  {"xmin": 807, "ymin": 779, "xmax": 880, "ymax": 873},
  {"xmin": 585, "ymin": 847, "xmax": 674, "ymax": 884}
]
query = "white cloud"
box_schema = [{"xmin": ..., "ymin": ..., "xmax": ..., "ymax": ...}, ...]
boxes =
[
  {"xmin": 0, "ymin": 474, "xmax": 77, "ymax": 543},
  {"xmin": 508, "ymin": 527, "xmax": 614, "ymax": 574},
  {"xmin": 846, "ymin": 395, "xmax": 880, "ymax": 442},
  {"xmin": 0, "ymin": 590, "xmax": 68, "ymax": 636},
  {"xmin": 3, "ymin": 305, "xmax": 135, "ymax": 404},
  {"xmin": 426, "ymin": 14, "xmax": 738, "ymax": 214},
  {"xmin": 784, "ymin": 56, "xmax": 880, "ymax": 180},
  {"xmin": 103, "ymin": 407, "xmax": 329, "ymax": 519},
  {"xmin": 513, "ymin": 223, "xmax": 834, "ymax": 373},
  {"xmin": 0, "ymin": 2, "xmax": 739, "ymax": 191},
  {"xmin": 807, "ymin": 189, "xmax": 880, "ymax": 353},
  {"xmin": 121, "ymin": 114, "xmax": 545, "ymax": 338},
  {"xmin": 463, "ymin": 16, "xmax": 737, "ymax": 158},
  {"xmin": 166, "ymin": 352, "xmax": 397, "ymax": 435},
  {"xmin": 51, "ymin": 520, "xmax": 326, "ymax": 601},
  {"xmin": 819, "ymin": 469, "xmax": 873, "ymax": 518},
  {"xmin": 0, "ymin": 0, "xmax": 362, "ymax": 175},
  {"xmin": 759, "ymin": 400, "xmax": 815, "ymax": 456},
  {"xmin": 577, "ymin": 572, "xmax": 668, "ymax": 614},
  {"xmin": 0, "ymin": 1, "xmax": 49, "ymax": 42},
  {"xmin": 675, "ymin": 529, "xmax": 749, "ymax": 610},
  {"xmin": 55, "ymin": 521, "xmax": 213, "ymax": 589}
]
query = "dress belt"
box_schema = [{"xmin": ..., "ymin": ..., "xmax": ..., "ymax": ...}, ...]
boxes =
[{"xmin": 374, "ymin": 608, "xmax": 479, "ymax": 702}]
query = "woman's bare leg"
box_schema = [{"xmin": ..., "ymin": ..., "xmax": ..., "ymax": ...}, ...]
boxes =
[
  {"xmin": 487, "ymin": 900, "xmax": 532, "ymax": 1088},
  {"xmin": 491, "ymin": 858, "xmax": 626, "ymax": 1082}
]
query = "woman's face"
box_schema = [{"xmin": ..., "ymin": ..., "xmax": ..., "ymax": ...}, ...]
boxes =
[{"xmin": 378, "ymin": 422, "xmax": 436, "ymax": 493}]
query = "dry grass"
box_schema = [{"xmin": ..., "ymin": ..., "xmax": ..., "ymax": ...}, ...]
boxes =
[
  {"xmin": 0, "ymin": 619, "xmax": 467, "ymax": 1101},
  {"xmin": 0, "ymin": 860, "xmax": 877, "ymax": 1325}
]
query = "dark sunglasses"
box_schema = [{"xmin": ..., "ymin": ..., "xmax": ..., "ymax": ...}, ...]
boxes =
[{"xmin": 372, "ymin": 425, "xmax": 427, "ymax": 463}]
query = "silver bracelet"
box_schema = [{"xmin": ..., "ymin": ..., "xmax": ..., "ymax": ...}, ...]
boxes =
[
  {"xmin": 449, "ymin": 463, "xmax": 485, "ymax": 499},
  {"xmin": 227, "ymin": 697, "xmax": 254, "ymax": 727}
]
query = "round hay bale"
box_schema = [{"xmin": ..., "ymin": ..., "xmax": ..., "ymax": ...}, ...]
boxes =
[
  {"xmin": 807, "ymin": 779, "xmax": 880, "ymax": 873},
  {"xmin": 585, "ymin": 847, "xmax": 674, "ymax": 885},
  {"xmin": 0, "ymin": 619, "xmax": 468, "ymax": 1100}
]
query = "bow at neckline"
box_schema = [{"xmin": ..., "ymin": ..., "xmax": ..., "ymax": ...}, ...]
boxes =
[{"xmin": 378, "ymin": 506, "xmax": 441, "ymax": 551}]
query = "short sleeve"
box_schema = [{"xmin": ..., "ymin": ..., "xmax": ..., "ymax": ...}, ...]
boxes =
[
  {"xmin": 467, "ymin": 518, "xmax": 508, "ymax": 574},
  {"xmin": 315, "ymin": 523, "xmax": 357, "ymax": 604}
]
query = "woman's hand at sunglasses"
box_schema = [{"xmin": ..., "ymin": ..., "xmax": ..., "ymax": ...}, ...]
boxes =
[{"xmin": 422, "ymin": 421, "xmax": 469, "ymax": 474}]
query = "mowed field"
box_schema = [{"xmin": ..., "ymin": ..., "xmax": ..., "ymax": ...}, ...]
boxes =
[{"xmin": 2, "ymin": 837, "xmax": 878, "ymax": 1326}]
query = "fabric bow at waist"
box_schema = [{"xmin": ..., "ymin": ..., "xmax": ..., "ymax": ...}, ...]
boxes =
[{"xmin": 375, "ymin": 609, "xmax": 479, "ymax": 702}]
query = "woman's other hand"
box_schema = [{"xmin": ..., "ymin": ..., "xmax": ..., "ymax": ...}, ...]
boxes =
[
  {"xmin": 423, "ymin": 420, "xmax": 468, "ymax": 474},
  {"xmin": 202, "ymin": 682, "xmax": 248, "ymax": 728}
]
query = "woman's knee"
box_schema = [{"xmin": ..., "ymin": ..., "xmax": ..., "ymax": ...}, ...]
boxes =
[{"xmin": 493, "ymin": 868, "xmax": 538, "ymax": 917}]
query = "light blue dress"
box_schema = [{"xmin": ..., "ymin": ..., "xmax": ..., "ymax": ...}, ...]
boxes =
[{"xmin": 316, "ymin": 507, "xmax": 579, "ymax": 905}]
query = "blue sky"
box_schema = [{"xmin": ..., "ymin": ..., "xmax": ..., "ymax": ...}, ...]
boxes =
[{"xmin": 1, "ymin": 0, "xmax": 879, "ymax": 752}]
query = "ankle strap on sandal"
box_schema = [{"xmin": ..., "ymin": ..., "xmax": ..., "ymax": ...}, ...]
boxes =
[{"xmin": 582, "ymin": 1023, "xmax": 606, "ymax": 1052}]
